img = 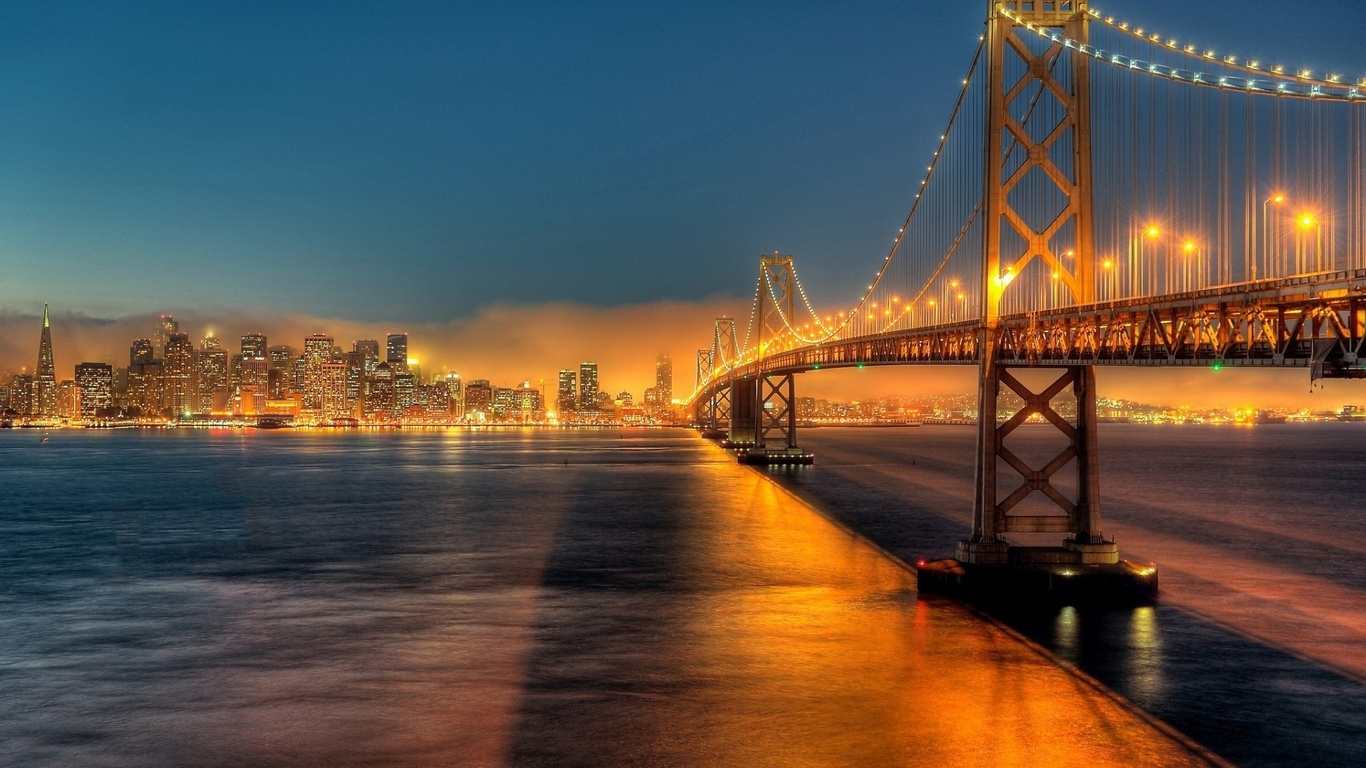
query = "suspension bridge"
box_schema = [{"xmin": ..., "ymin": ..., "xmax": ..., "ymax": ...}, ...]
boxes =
[{"xmin": 687, "ymin": 1, "xmax": 1366, "ymax": 590}]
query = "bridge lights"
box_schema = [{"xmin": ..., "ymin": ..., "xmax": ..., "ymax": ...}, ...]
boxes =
[{"xmin": 1297, "ymin": 213, "xmax": 1324, "ymax": 273}]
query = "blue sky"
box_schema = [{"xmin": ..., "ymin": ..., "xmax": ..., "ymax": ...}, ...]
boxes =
[{"xmin": 0, "ymin": 0, "xmax": 1361, "ymax": 324}]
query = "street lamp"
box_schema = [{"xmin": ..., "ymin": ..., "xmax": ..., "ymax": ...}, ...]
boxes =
[
  {"xmin": 1182, "ymin": 241, "xmax": 1200, "ymax": 292},
  {"xmin": 1143, "ymin": 225, "xmax": 1161, "ymax": 295},
  {"xmin": 1262, "ymin": 193, "xmax": 1286, "ymax": 279},
  {"xmin": 1297, "ymin": 213, "xmax": 1322, "ymax": 273}
]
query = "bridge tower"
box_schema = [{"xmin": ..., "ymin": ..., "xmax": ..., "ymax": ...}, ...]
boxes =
[
  {"xmin": 736, "ymin": 254, "xmax": 811, "ymax": 464},
  {"xmin": 958, "ymin": 0, "xmax": 1116, "ymax": 565}
]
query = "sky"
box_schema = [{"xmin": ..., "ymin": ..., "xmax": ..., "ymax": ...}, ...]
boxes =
[{"xmin": 1, "ymin": 1, "xmax": 1364, "ymax": 405}]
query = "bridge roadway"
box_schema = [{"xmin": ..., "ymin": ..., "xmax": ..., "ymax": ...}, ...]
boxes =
[{"xmin": 705, "ymin": 268, "xmax": 1366, "ymax": 392}]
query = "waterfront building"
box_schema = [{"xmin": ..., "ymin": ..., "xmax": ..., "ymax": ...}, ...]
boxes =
[
  {"xmin": 354, "ymin": 339, "xmax": 380, "ymax": 373},
  {"xmin": 445, "ymin": 373, "xmax": 463, "ymax": 418},
  {"xmin": 130, "ymin": 338, "xmax": 155, "ymax": 366},
  {"xmin": 163, "ymin": 333, "xmax": 198, "ymax": 415},
  {"xmin": 198, "ymin": 339, "xmax": 229, "ymax": 412},
  {"xmin": 302, "ymin": 334, "xmax": 333, "ymax": 410},
  {"xmin": 57, "ymin": 379, "xmax": 80, "ymax": 420},
  {"xmin": 655, "ymin": 354, "xmax": 672, "ymax": 403},
  {"xmin": 240, "ymin": 333, "xmax": 267, "ymax": 360},
  {"xmin": 74, "ymin": 362, "xmax": 113, "ymax": 421},
  {"xmin": 341, "ymin": 350, "xmax": 366, "ymax": 412},
  {"xmin": 557, "ymin": 369, "xmax": 576, "ymax": 415},
  {"xmin": 386, "ymin": 333, "xmax": 408, "ymax": 374},
  {"xmin": 320, "ymin": 362, "xmax": 348, "ymax": 421},
  {"xmin": 464, "ymin": 379, "xmax": 493, "ymax": 418},
  {"xmin": 394, "ymin": 373, "xmax": 416, "ymax": 415},
  {"xmin": 155, "ymin": 314, "xmax": 178, "ymax": 359},
  {"xmin": 34, "ymin": 304, "xmax": 57, "ymax": 417},
  {"xmin": 578, "ymin": 362, "xmax": 599, "ymax": 412},
  {"xmin": 8, "ymin": 373, "xmax": 33, "ymax": 415},
  {"xmin": 365, "ymin": 362, "xmax": 395, "ymax": 417},
  {"xmin": 127, "ymin": 360, "xmax": 164, "ymax": 416}
]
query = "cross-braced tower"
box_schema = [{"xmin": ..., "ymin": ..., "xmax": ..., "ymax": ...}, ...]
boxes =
[{"xmin": 961, "ymin": 0, "xmax": 1115, "ymax": 565}]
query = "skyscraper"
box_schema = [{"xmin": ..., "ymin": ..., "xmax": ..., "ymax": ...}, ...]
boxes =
[
  {"xmin": 163, "ymin": 333, "xmax": 198, "ymax": 415},
  {"xmin": 34, "ymin": 304, "xmax": 57, "ymax": 417},
  {"xmin": 354, "ymin": 339, "xmax": 380, "ymax": 373},
  {"xmin": 74, "ymin": 362, "xmax": 113, "ymax": 421},
  {"xmin": 578, "ymin": 362, "xmax": 599, "ymax": 412},
  {"xmin": 130, "ymin": 338, "xmax": 156, "ymax": 366},
  {"xmin": 386, "ymin": 333, "xmax": 408, "ymax": 374},
  {"xmin": 557, "ymin": 369, "xmax": 577, "ymax": 414},
  {"xmin": 302, "ymin": 334, "xmax": 333, "ymax": 410},
  {"xmin": 655, "ymin": 354, "xmax": 673, "ymax": 403},
  {"xmin": 198, "ymin": 338, "xmax": 229, "ymax": 412},
  {"xmin": 155, "ymin": 314, "xmax": 178, "ymax": 359},
  {"xmin": 320, "ymin": 362, "xmax": 348, "ymax": 421},
  {"xmin": 241, "ymin": 333, "xmax": 267, "ymax": 360}
]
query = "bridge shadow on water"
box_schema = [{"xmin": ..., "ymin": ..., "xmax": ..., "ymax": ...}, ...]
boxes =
[{"xmin": 758, "ymin": 434, "xmax": 1366, "ymax": 768}]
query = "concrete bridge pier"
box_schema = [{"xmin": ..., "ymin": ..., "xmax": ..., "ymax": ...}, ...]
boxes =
[
  {"xmin": 737, "ymin": 372, "xmax": 813, "ymax": 465},
  {"xmin": 920, "ymin": 363, "xmax": 1156, "ymax": 604},
  {"xmin": 722, "ymin": 376, "xmax": 758, "ymax": 449}
]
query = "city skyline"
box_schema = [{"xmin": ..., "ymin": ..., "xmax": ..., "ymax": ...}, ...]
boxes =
[{"xmin": 4, "ymin": 300, "xmax": 1366, "ymax": 413}]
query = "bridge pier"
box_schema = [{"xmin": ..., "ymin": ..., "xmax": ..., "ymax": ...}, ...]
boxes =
[
  {"xmin": 698, "ymin": 383, "xmax": 729, "ymax": 440},
  {"xmin": 722, "ymin": 376, "xmax": 757, "ymax": 449},
  {"xmin": 920, "ymin": 362, "xmax": 1156, "ymax": 605},
  {"xmin": 737, "ymin": 372, "xmax": 813, "ymax": 465}
]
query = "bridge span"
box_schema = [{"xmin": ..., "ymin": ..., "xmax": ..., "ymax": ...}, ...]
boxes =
[{"xmin": 686, "ymin": 0, "xmax": 1366, "ymax": 598}]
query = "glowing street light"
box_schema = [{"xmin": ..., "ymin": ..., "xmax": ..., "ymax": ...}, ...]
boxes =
[
  {"xmin": 1296, "ymin": 213, "xmax": 1323, "ymax": 273},
  {"xmin": 1261, "ymin": 193, "xmax": 1287, "ymax": 278}
]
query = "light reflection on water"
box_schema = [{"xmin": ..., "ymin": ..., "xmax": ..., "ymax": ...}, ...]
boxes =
[
  {"xmin": 0, "ymin": 429, "xmax": 1213, "ymax": 767},
  {"xmin": 776, "ymin": 424, "xmax": 1366, "ymax": 768}
]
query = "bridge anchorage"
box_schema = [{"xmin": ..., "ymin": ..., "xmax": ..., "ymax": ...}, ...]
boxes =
[{"xmin": 690, "ymin": 0, "xmax": 1366, "ymax": 605}]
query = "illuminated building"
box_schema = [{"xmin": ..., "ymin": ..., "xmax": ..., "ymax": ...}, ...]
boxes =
[
  {"xmin": 464, "ymin": 379, "xmax": 492, "ymax": 418},
  {"xmin": 302, "ymin": 334, "xmax": 333, "ymax": 410},
  {"xmin": 516, "ymin": 381, "xmax": 543, "ymax": 422},
  {"xmin": 425, "ymin": 379, "xmax": 450, "ymax": 416},
  {"xmin": 155, "ymin": 314, "xmax": 177, "ymax": 359},
  {"xmin": 127, "ymin": 356, "xmax": 164, "ymax": 416},
  {"xmin": 394, "ymin": 373, "xmax": 416, "ymax": 414},
  {"xmin": 130, "ymin": 338, "xmax": 155, "ymax": 366},
  {"xmin": 354, "ymin": 339, "xmax": 379, "ymax": 373},
  {"xmin": 163, "ymin": 333, "xmax": 198, "ymax": 415},
  {"xmin": 57, "ymin": 380, "xmax": 80, "ymax": 420},
  {"xmin": 320, "ymin": 362, "xmax": 348, "ymax": 421},
  {"xmin": 198, "ymin": 338, "xmax": 229, "ymax": 412},
  {"xmin": 655, "ymin": 354, "xmax": 672, "ymax": 403},
  {"xmin": 342, "ymin": 350, "xmax": 366, "ymax": 413},
  {"xmin": 365, "ymin": 362, "xmax": 395, "ymax": 417},
  {"xmin": 239, "ymin": 356, "xmax": 270, "ymax": 390},
  {"xmin": 241, "ymin": 333, "xmax": 267, "ymax": 360},
  {"xmin": 8, "ymin": 373, "xmax": 33, "ymax": 415},
  {"xmin": 445, "ymin": 373, "xmax": 463, "ymax": 418},
  {"xmin": 578, "ymin": 361, "xmax": 599, "ymax": 412},
  {"xmin": 386, "ymin": 333, "xmax": 408, "ymax": 374},
  {"xmin": 616, "ymin": 390, "xmax": 632, "ymax": 405},
  {"xmin": 557, "ymin": 369, "xmax": 577, "ymax": 414},
  {"xmin": 34, "ymin": 304, "xmax": 57, "ymax": 417},
  {"xmin": 266, "ymin": 345, "xmax": 293, "ymax": 398},
  {"xmin": 74, "ymin": 362, "xmax": 113, "ymax": 421}
]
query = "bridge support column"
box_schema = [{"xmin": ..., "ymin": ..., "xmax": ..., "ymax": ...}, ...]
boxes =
[
  {"xmin": 698, "ymin": 383, "xmax": 730, "ymax": 439},
  {"xmin": 921, "ymin": 362, "xmax": 1155, "ymax": 605},
  {"xmin": 724, "ymin": 377, "xmax": 758, "ymax": 448},
  {"xmin": 738, "ymin": 373, "xmax": 813, "ymax": 465},
  {"xmin": 956, "ymin": 364, "xmax": 1117, "ymax": 565}
]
